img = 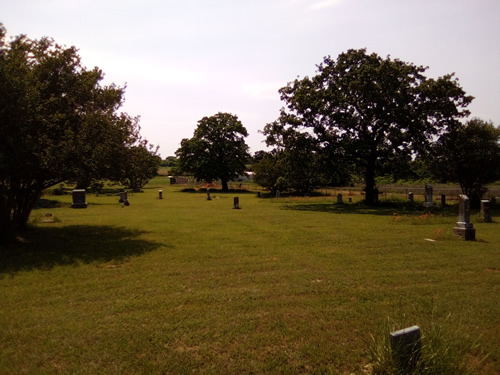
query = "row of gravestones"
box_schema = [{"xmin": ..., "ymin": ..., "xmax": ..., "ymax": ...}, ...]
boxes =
[
  {"xmin": 71, "ymin": 189, "xmax": 491, "ymax": 240},
  {"xmin": 71, "ymin": 189, "xmax": 242, "ymax": 209}
]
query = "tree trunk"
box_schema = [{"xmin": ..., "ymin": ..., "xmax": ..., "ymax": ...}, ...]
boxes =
[
  {"xmin": 221, "ymin": 178, "xmax": 229, "ymax": 191},
  {"xmin": 364, "ymin": 158, "xmax": 377, "ymax": 206},
  {"xmin": 0, "ymin": 185, "xmax": 42, "ymax": 243}
]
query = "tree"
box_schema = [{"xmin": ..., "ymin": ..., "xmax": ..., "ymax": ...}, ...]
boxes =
[
  {"xmin": 429, "ymin": 118, "xmax": 500, "ymax": 206},
  {"xmin": 266, "ymin": 48, "xmax": 473, "ymax": 204},
  {"xmin": 119, "ymin": 141, "xmax": 161, "ymax": 191},
  {"xmin": 175, "ymin": 112, "xmax": 250, "ymax": 191},
  {"xmin": 0, "ymin": 25, "xmax": 150, "ymax": 242},
  {"xmin": 252, "ymin": 152, "xmax": 284, "ymax": 195}
]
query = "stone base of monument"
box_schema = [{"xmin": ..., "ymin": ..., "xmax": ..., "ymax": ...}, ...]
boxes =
[
  {"xmin": 422, "ymin": 202, "xmax": 434, "ymax": 208},
  {"xmin": 453, "ymin": 222, "xmax": 475, "ymax": 241},
  {"xmin": 71, "ymin": 203, "xmax": 88, "ymax": 208}
]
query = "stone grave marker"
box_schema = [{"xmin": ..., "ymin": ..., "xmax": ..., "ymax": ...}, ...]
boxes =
[
  {"xmin": 337, "ymin": 193, "xmax": 343, "ymax": 204},
  {"xmin": 423, "ymin": 184, "xmax": 433, "ymax": 207},
  {"xmin": 158, "ymin": 190, "xmax": 163, "ymax": 199},
  {"xmin": 276, "ymin": 190, "xmax": 280, "ymax": 198},
  {"xmin": 207, "ymin": 188, "xmax": 211, "ymax": 201},
  {"xmin": 71, "ymin": 189, "xmax": 88, "ymax": 208},
  {"xmin": 408, "ymin": 192, "xmax": 414, "ymax": 202},
  {"xmin": 233, "ymin": 197, "xmax": 240, "ymax": 209},
  {"xmin": 390, "ymin": 326, "xmax": 422, "ymax": 373},
  {"xmin": 480, "ymin": 199, "xmax": 492, "ymax": 223},
  {"xmin": 453, "ymin": 194, "xmax": 475, "ymax": 240},
  {"xmin": 119, "ymin": 191, "xmax": 128, "ymax": 203}
]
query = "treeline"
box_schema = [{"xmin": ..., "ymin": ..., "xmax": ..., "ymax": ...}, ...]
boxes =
[
  {"xmin": 173, "ymin": 49, "xmax": 500, "ymax": 207},
  {"xmin": 2, "ymin": 25, "xmax": 500, "ymax": 243}
]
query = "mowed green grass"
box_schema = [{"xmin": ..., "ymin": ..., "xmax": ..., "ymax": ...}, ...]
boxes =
[{"xmin": 1, "ymin": 178, "xmax": 499, "ymax": 374}]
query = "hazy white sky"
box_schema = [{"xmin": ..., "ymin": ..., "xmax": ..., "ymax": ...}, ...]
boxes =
[{"xmin": 2, "ymin": 0, "xmax": 499, "ymax": 157}]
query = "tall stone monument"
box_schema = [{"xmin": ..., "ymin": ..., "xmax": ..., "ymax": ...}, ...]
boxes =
[
  {"xmin": 423, "ymin": 184, "xmax": 434, "ymax": 207},
  {"xmin": 453, "ymin": 195, "xmax": 475, "ymax": 240}
]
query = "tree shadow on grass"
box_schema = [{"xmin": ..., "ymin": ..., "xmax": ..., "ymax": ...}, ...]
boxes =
[
  {"xmin": 0, "ymin": 225, "xmax": 163, "ymax": 275},
  {"xmin": 282, "ymin": 201, "xmax": 460, "ymax": 217}
]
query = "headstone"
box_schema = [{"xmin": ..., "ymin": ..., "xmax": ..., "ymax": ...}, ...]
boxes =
[
  {"xmin": 207, "ymin": 188, "xmax": 211, "ymax": 201},
  {"xmin": 390, "ymin": 325, "xmax": 422, "ymax": 373},
  {"xmin": 480, "ymin": 200, "xmax": 492, "ymax": 223},
  {"xmin": 276, "ymin": 190, "xmax": 280, "ymax": 198},
  {"xmin": 348, "ymin": 197, "xmax": 352, "ymax": 203},
  {"xmin": 71, "ymin": 189, "xmax": 87, "ymax": 208},
  {"xmin": 441, "ymin": 194, "xmax": 446, "ymax": 206},
  {"xmin": 233, "ymin": 197, "xmax": 240, "ymax": 209},
  {"xmin": 158, "ymin": 190, "xmax": 163, "ymax": 199},
  {"xmin": 257, "ymin": 192, "xmax": 261, "ymax": 198},
  {"xmin": 408, "ymin": 192, "xmax": 414, "ymax": 202},
  {"xmin": 453, "ymin": 195, "xmax": 475, "ymax": 240},
  {"xmin": 119, "ymin": 191, "xmax": 128, "ymax": 203},
  {"xmin": 423, "ymin": 184, "xmax": 433, "ymax": 207},
  {"xmin": 337, "ymin": 193, "xmax": 343, "ymax": 204}
]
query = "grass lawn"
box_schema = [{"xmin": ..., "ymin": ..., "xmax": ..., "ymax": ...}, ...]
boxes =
[{"xmin": 1, "ymin": 178, "xmax": 499, "ymax": 374}]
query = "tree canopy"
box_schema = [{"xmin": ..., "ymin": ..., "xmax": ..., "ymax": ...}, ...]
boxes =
[
  {"xmin": 428, "ymin": 118, "xmax": 500, "ymax": 206},
  {"xmin": 0, "ymin": 25, "xmax": 157, "ymax": 242},
  {"xmin": 175, "ymin": 112, "xmax": 250, "ymax": 191},
  {"xmin": 264, "ymin": 48, "xmax": 473, "ymax": 204}
]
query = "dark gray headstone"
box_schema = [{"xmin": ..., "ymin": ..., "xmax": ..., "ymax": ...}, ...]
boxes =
[
  {"xmin": 337, "ymin": 193, "xmax": 343, "ymax": 204},
  {"xmin": 207, "ymin": 188, "xmax": 211, "ymax": 201},
  {"xmin": 480, "ymin": 200, "xmax": 492, "ymax": 223},
  {"xmin": 408, "ymin": 192, "xmax": 414, "ymax": 202},
  {"xmin": 71, "ymin": 189, "xmax": 87, "ymax": 208},
  {"xmin": 119, "ymin": 191, "xmax": 128, "ymax": 203},
  {"xmin": 390, "ymin": 325, "xmax": 421, "ymax": 373},
  {"xmin": 158, "ymin": 190, "xmax": 163, "ymax": 199},
  {"xmin": 233, "ymin": 197, "xmax": 240, "ymax": 209}
]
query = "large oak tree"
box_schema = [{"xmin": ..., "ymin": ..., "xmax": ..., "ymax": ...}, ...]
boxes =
[
  {"xmin": 175, "ymin": 112, "xmax": 250, "ymax": 191},
  {"xmin": 264, "ymin": 49, "xmax": 473, "ymax": 204}
]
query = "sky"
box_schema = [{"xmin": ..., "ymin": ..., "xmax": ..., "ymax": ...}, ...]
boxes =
[{"xmin": 2, "ymin": 0, "xmax": 500, "ymax": 158}]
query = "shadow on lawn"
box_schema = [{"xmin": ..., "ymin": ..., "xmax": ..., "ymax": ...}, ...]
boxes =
[
  {"xmin": 283, "ymin": 201, "xmax": 460, "ymax": 217},
  {"xmin": 0, "ymin": 225, "xmax": 162, "ymax": 275}
]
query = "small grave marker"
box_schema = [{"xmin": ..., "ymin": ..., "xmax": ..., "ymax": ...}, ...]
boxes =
[
  {"xmin": 408, "ymin": 192, "xmax": 414, "ymax": 202},
  {"xmin": 119, "ymin": 191, "xmax": 128, "ymax": 203},
  {"xmin": 390, "ymin": 325, "xmax": 422, "ymax": 373},
  {"xmin": 453, "ymin": 194, "xmax": 475, "ymax": 240},
  {"xmin": 158, "ymin": 190, "xmax": 163, "ymax": 199},
  {"xmin": 337, "ymin": 194, "xmax": 343, "ymax": 204},
  {"xmin": 233, "ymin": 197, "xmax": 240, "ymax": 209},
  {"xmin": 207, "ymin": 188, "xmax": 211, "ymax": 201},
  {"xmin": 480, "ymin": 199, "xmax": 492, "ymax": 223}
]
